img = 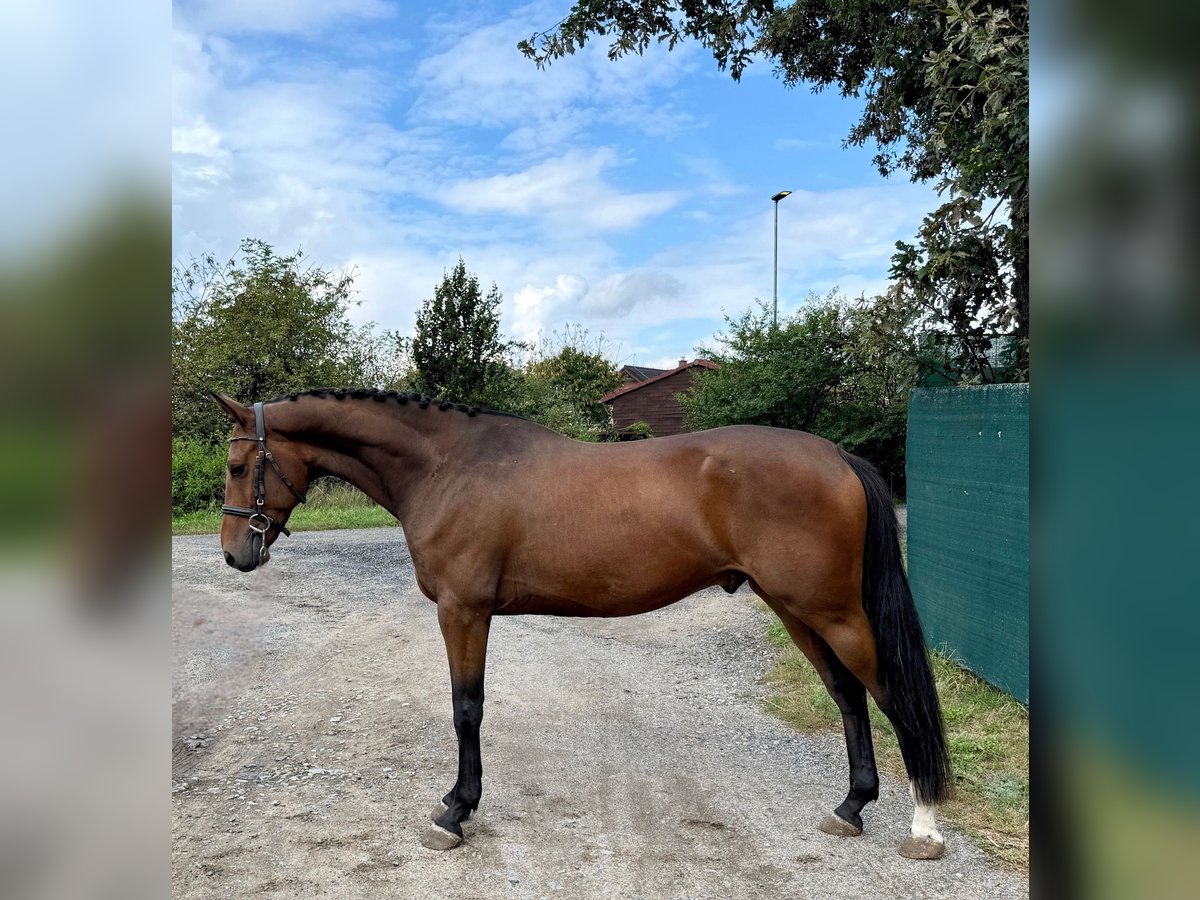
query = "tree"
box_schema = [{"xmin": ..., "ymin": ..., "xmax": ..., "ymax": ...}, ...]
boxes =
[
  {"xmin": 410, "ymin": 259, "xmax": 516, "ymax": 408},
  {"xmin": 411, "ymin": 268, "xmax": 622, "ymax": 438},
  {"xmin": 521, "ymin": 0, "xmax": 1028, "ymax": 379},
  {"xmin": 491, "ymin": 325, "xmax": 623, "ymax": 441},
  {"xmin": 679, "ymin": 294, "xmax": 918, "ymax": 491},
  {"xmin": 874, "ymin": 0, "xmax": 1028, "ymax": 381},
  {"xmin": 171, "ymin": 238, "xmax": 401, "ymax": 442},
  {"xmin": 524, "ymin": 325, "xmax": 622, "ymax": 434}
]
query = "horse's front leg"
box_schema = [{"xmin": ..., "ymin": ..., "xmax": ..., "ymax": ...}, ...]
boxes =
[{"xmin": 421, "ymin": 597, "xmax": 491, "ymax": 851}]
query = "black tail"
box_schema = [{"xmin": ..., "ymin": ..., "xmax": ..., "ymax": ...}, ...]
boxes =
[{"xmin": 840, "ymin": 450, "xmax": 952, "ymax": 805}]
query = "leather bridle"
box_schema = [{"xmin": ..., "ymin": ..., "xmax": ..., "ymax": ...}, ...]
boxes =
[{"xmin": 221, "ymin": 402, "xmax": 306, "ymax": 558}]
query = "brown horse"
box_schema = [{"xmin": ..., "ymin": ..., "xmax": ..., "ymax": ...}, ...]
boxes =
[{"xmin": 213, "ymin": 389, "xmax": 952, "ymax": 860}]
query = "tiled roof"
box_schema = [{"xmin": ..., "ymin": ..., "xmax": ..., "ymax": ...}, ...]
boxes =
[
  {"xmin": 602, "ymin": 359, "xmax": 719, "ymax": 403},
  {"xmin": 619, "ymin": 365, "xmax": 669, "ymax": 383}
]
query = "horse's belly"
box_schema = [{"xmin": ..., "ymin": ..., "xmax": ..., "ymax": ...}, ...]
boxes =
[
  {"xmin": 496, "ymin": 557, "xmax": 728, "ymax": 618},
  {"xmin": 495, "ymin": 514, "xmax": 738, "ymax": 616},
  {"xmin": 493, "ymin": 590, "xmax": 691, "ymax": 617}
]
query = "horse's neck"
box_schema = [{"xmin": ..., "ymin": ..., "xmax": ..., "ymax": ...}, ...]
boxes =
[{"xmin": 274, "ymin": 398, "xmax": 454, "ymax": 520}]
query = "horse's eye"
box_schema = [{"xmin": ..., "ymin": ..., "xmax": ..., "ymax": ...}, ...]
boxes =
[{"xmin": 230, "ymin": 464, "xmax": 247, "ymax": 477}]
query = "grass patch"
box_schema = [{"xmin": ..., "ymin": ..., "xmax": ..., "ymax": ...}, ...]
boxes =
[
  {"xmin": 760, "ymin": 607, "xmax": 1029, "ymax": 872},
  {"xmin": 172, "ymin": 480, "xmax": 400, "ymax": 536}
]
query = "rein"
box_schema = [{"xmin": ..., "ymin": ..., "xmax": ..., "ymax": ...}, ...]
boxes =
[{"xmin": 221, "ymin": 402, "xmax": 306, "ymax": 556}]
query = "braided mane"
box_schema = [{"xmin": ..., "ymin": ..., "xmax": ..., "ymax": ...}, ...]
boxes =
[{"xmin": 267, "ymin": 387, "xmax": 529, "ymax": 421}]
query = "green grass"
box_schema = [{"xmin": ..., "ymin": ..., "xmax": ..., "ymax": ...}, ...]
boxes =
[
  {"xmin": 172, "ymin": 480, "xmax": 400, "ymax": 535},
  {"xmin": 760, "ymin": 608, "xmax": 1029, "ymax": 872}
]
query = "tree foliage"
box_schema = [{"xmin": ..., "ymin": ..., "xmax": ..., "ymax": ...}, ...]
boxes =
[
  {"xmin": 410, "ymin": 259, "xmax": 517, "ymax": 408},
  {"xmin": 521, "ymin": 0, "xmax": 1028, "ymax": 380},
  {"xmin": 172, "ymin": 436, "xmax": 228, "ymax": 514},
  {"xmin": 519, "ymin": 0, "xmax": 773, "ymax": 79},
  {"xmin": 410, "ymin": 273, "xmax": 623, "ymax": 439},
  {"xmin": 172, "ymin": 238, "xmax": 403, "ymax": 442},
  {"xmin": 680, "ymin": 294, "xmax": 918, "ymax": 491},
  {"xmin": 876, "ymin": 0, "xmax": 1028, "ymax": 381},
  {"xmin": 524, "ymin": 325, "xmax": 622, "ymax": 433}
]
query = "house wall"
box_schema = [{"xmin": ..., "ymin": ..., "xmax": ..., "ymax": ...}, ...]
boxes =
[{"xmin": 609, "ymin": 369, "xmax": 699, "ymax": 437}]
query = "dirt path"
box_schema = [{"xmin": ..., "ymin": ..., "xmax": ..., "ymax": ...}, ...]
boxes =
[{"xmin": 173, "ymin": 528, "xmax": 1024, "ymax": 899}]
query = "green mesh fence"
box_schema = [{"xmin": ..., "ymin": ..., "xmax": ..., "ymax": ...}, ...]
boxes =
[{"xmin": 906, "ymin": 385, "xmax": 1029, "ymax": 703}]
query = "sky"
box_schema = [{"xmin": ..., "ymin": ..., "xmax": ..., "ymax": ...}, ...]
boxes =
[{"xmin": 172, "ymin": 0, "xmax": 938, "ymax": 369}]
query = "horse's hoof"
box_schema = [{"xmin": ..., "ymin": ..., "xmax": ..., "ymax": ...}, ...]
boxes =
[
  {"xmin": 898, "ymin": 835, "xmax": 945, "ymax": 860},
  {"xmin": 421, "ymin": 824, "xmax": 463, "ymax": 851},
  {"xmin": 819, "ymin": 814, "xmax": 863, "ymax": 837}
]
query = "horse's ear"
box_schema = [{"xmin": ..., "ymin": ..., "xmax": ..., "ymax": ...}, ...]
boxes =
[{"xmin": 210, "ymin": 392, "xmax": 251, "ymax": 427}]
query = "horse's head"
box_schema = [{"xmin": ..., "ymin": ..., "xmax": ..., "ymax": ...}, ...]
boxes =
[{"xmin": 212, "ymin": 393, "xmax": 309, "ymax": 572}]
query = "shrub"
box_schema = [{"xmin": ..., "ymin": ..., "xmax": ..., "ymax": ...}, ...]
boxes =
[
  {"xmin": 172, "ymin": 437, "xmax": 227, "ymax": 515},
  {"xmin": 623, "ymin": 421, "xmax": 653, "ymax": 440},
  {"xmin": 680, "ymin": 295, "xmax": 917, "ymax": 493}
]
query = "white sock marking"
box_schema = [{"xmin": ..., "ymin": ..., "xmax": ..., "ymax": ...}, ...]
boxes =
[{"xmin": 909, "ymin": 784, "xmax": 943, "ymax": 842}]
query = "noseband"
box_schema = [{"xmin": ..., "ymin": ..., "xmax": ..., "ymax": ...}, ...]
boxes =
[{"xmin": 221, "ymin": 402, "xmax": 307, "ymax": 555}]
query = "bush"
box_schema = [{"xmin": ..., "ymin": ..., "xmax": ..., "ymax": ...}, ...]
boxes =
[
  {"xmin": 680, "ymin": 296, "xmax": 917, "ymax": 494},
  {"xmin": 172, "ymin": 437, "xmax": 227, "ymax": 515},
  {"xmin": 620, "ymin": 421, "xmax": 653, "ymax": 441}
]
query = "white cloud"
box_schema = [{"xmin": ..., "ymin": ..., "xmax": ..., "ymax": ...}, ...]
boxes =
[
  {"xmin": 411, "ymin": 5, "xmax": 693, "ymax": 148},
  {"xmin": 645, "ymin": 354, "xmax": 691, "ymax": 370},
  {"xmin": 771, "ymin": 187, "xmax": 931, "ymax": 270},
  {"xmin": 512, "ymin": 274, "xmax": 589, "ymax": 342},
  {"xmin": 171, "ymin": 24, "xmax": 441, "ymax": 267},
  {"xmin": 585, "ymin": 269, "xmax": 684, "ymax": 316},
  {"xmin": 172, "ymin": 117, "xmax": 222, "ymax": 157},
  {"xmin": 439, "ymin": 149, "xmax": 681, "ymax": 232},
  {"xmin": 506, "ymin": 182, "xmax": 938, "ymax": 346}
]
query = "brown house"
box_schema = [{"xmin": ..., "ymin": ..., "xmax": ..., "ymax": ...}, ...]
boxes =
[{"xmin": 602, "ymin": 358, "xmax": 718, "ymax": 438}]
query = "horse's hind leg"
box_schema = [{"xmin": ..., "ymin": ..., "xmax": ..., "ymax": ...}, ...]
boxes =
[
  {"xmin": 764, "ymin": 602, "xmax": 880, "ymax": 837},
  {"xmin": 813, "ymin": 611, "xmax": 947, "ymax": 860},
  {"xmin": 421, "ymin": 598, "xmax": 491, "ymax": 851}
]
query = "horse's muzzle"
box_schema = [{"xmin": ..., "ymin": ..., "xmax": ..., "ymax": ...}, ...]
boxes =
[{"xmin": 222, "ymin": 538, "xmax": 269, "ymax": 572}]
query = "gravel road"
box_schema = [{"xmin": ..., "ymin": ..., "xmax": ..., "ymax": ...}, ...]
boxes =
[{"xmin": 172, "ymin": 526, "xmax": 1025, "ymax": 900}]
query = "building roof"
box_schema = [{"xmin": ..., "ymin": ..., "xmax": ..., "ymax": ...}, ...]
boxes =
[
  {"xmin": 602, "ymin": 359, "xmax": 719, "ymax": 403},
  {"xmin": 619, "ymin": 364, "xmax": 669, "ymax": 383}
]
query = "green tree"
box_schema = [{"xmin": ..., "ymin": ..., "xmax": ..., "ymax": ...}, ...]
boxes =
[
  {"xmin": 680, "ymin": 294, "xmax": 918, "ymax": 491},
  {"xmin": 411, "ymin": 259, "xmax": 516, "ymax": 407},
  {"xmin": 171, "ymin": 238, "xmax": 401, "ymax": 442},
  {"xmin": 490, "ymin": 325, "xmax": 622, "ymax": 441},
  {"xmin": 521, "ymin": 0, "xmax": 1028, "ymax": 380},
  {"xmin": 525, "ymin": 325, "xmax": 622, "ymax": 433}
]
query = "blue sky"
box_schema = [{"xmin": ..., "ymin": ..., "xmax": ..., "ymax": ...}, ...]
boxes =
[{"xmin": 173, "ymin": 0, "xmax": 937, "ymax": 369}]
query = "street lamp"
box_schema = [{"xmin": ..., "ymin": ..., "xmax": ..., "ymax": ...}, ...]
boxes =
[{"xmin": 771, "ymin": 190, "xmax": 791, "ymax": 328}]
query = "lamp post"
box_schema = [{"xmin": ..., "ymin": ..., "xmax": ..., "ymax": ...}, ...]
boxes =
[{"xmin": 771, "ymin": 190, "xmax": 791, "ymax": 328}]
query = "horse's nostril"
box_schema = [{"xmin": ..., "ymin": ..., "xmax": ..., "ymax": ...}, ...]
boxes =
[{"xmin": 224, "ymin": 551, "xmax": 235, "ymax": 566}]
